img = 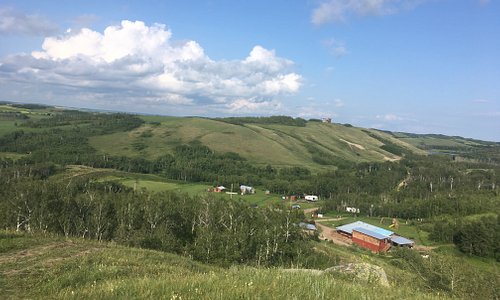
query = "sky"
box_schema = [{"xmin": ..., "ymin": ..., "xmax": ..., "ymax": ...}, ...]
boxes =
[{"xmin": 0, "ymin": 0, "xmax": 499, "ymax": 141}]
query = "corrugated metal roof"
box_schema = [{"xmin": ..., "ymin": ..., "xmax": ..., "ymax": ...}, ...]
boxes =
[
  {"xmin": 336, "ymin": 221, "xmax": 393, "ymax": 237},
  {"xmin": 306, "ymin": 224, "xmax": 317, "ymax": 231},
  {"xmin": 390, "ymin": 235, "xmax": 414, "ymax": 245},
  {"xmin": 298, "ymin": 222, "xmax": 317, "ymax": 231},
  {"xmin": 352, "ymin": 227, "xmax": 389, "ymax": 240}
]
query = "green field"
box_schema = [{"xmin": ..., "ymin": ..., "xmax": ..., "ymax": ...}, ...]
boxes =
[{"xmin": 100, "ymin": 174, "xmax": 321, "ymax": 209}]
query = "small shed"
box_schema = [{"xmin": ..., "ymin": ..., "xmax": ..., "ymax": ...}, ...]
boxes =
[
  {"xmin": 352, "ymin": 227, "xmax": 391, "ymax": 253},
  {"xmin": 390, "ymin": 235, "xmax": 414, "ymax": 248},
  {"xmin": 299, "ymin": 222, "xmax": 317, "ymax": 231},
  {"xmin": 240, "ymin": 185, "xmax": 255, "ymax": 195}
]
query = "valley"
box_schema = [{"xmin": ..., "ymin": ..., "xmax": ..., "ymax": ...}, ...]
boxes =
[{"xmin": 0, "ymin": 103, "xmax": 499, "ymax": 299}]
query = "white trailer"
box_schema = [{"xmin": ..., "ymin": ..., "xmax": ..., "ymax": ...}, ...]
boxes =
[{"xmin": 305, "ymin": 195, "xmax": 318, "ymax": 202}]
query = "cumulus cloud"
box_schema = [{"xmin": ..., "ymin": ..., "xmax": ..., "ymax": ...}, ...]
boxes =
[
  {"xmin": 0, "ymin": 6, "xmax": 58, "ymax": 36},
  {"xmin": 311, "ymin": 0, "xmax": 425, "ymax": 25},
  {"xmin": 0, "ymin": 20, "xmax": 302, "ymax": 114}
]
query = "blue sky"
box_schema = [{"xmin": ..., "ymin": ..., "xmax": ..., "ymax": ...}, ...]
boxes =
[{"xmin": 0, "ymin": 0, "xmax": 499, "ymax": 141}]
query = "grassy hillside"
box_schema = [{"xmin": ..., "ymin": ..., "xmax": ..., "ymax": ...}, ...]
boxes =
[
  {"xmin": 1, "ymin": 231, "xmax": 445, "ymax": 299},
  {"xmin": 13, "ymin": 102, "xmax": 499, "ymax": 168},
  {"xmin": 88, "ymin": 115, "xmax": 425, "ymax": 168}
]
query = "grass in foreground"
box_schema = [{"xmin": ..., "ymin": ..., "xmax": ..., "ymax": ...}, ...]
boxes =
[{"xmin": 0, "ymin": 231, "xmax": 445, "ymax": 299}]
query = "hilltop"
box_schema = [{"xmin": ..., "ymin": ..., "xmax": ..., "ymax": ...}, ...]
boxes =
[{"xmin": 0, "ymin": 102, "xmax": 422, "ymax": 168}]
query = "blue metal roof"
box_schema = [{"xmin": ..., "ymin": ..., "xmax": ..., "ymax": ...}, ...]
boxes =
[
  {"xmin": 298, "ymin": 222, "xmax": 317, "ymax": 231},
  {"xmin": 352, "ymin": 227, "xmax": 389, "ymax": 240},
  {"xmin": 336, "ymin": 221, "xmax": 393, "ymax": 237},
  {"xmin": 390, "ymin": 235, "xmax": 414, "ymax": 245},
  {"xmin": 306, "ymin": 224, "xmax": 317, "ymax": 231}
]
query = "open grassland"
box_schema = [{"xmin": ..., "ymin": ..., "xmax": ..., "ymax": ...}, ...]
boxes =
[
  {"xmin": 391, "ymin": 132, "xmax": 489, "ymax": 149},
  {"xmin": 0, "ymin": 231, "xmax": 445, "ymax": 300}
]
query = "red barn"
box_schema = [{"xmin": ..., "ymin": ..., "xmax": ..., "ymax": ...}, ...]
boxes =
[{"xmin": 352, "ymin": 227, "xmax": 391, "ymax": 253}]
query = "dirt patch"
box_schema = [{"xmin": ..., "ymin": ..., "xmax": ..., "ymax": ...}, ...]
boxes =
[
  {"xmin": 316, "ymin": 223, "xmax": 352, "ymax": 247},
  {"xmin": 413, "ymin": 245, "xmax": 438, "ymax": 252},
  {"xmin": 383, "ymin": 155, "xmax": 401, "ymax": 162},
  {"xmin": 339, "ymin": 139, "xmax": 366, "ymax": 150}
]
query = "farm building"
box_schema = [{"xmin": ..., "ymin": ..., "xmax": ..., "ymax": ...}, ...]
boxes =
[
  {"xmin": 336, "ymin": 221, "xmax": 393, "ymax": 237},
  {"xmin": 299, "ymin": 222, "xmax": 317, "ymax": 231},
  {"xmin": 336, "ymin": 221, "xmax": 414, "ymax": 253},
  {"xmin": 352, "ymin": 227, "xmax": 391, "ymax": 253},
  {"xmin": 390, "ymin": 235, "xmax": 415, "ymax": 248},
  {"xmin": 240, "ymin": 185, "xmax": 255, "ymax": 195}
]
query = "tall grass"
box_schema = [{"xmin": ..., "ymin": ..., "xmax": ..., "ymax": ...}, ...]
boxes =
[{"xmin": 1, "ymin": 232, "xmax": 445, "ymax": 299}]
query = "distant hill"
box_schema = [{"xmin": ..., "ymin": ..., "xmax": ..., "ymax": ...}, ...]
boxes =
[
  {"xmin": 2, "ymin": 102, "xmax": 499, "ymax": 167},
  {"xmin": 88, "ymin": 115, "xmax": 427, "ymax": 168}
]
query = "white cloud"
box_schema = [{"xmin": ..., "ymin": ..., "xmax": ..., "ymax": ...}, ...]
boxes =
[
  {"xmin": 0, "ymin": 6, "xmax": 58, "ymax": 36},
  {"xmin": 311, "ymin": 0, "xmax": 425, "ymax": 25},
  {"xmin": 226, "ymin": 98, "xmax": 281, "ymax": 113},
  {"xmin": 0, "ymin": 20, "xmax": 302, "ymax": 114},
  {"xmin": 323, "ymin": 38, "xmax": 348, "ymax": 57},
  {"xmin": 376, "ymin": 114, "xmax": 403, "ymax": 121}
]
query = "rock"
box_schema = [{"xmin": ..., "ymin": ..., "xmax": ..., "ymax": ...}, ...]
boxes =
[{"xmin": 325, "ymin": 262, "xmax": 389, "ymax": 287}]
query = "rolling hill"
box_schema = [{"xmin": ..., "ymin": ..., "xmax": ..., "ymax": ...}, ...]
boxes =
[
  {"xmin": 87, "ymin": 115, "xmax": 426, "ymax": 168},
  {"xmin": 2, "ymin": 102, "xmax": 499, "ymax": 169}
]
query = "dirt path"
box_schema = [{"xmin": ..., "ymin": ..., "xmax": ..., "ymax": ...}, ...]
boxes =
[
  {"xmin": 315, "ymin": 223, "xmax": 352, "ymax": 246},
  {"xmin": 413, "ymin": 245, "xmax": 438, "ymax": 252},
  {"xmin": 304, "ymin": 207, "xmax": 318, "ymax": 214},
  {"xmin": 339, "ymin": 138, "xmax": 366, "ymax": 150}
]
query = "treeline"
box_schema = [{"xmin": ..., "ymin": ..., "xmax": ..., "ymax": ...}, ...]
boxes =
[
  {"xmin": 392, "ymin": 248, "xmax": 498, "ymax": 299},
  {"xmin": 216, "ymin": 115, "xmax": 307, "ymax": 127},
  {"xmin": 20, "ymin": 111, "xmax": 144, "ymax": 132},
  {"xmin": 429, "ymin": 215, "xmax": 499, "ymax": 259},
  {"xmin": 0, "ymin": 167, "xmax": 327, "ymax": 268}
]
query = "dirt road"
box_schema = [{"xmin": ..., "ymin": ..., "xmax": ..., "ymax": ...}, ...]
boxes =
[{"xmin": 315, "ymin": 223, "xmax": 352, "ymax": 246}]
